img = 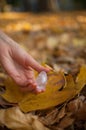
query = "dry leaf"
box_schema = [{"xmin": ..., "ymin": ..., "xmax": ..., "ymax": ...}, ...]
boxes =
[
  {"xmin": 0, "ymin": 96, "xmax": 15, "ymax": 108},
  {"xmin": 76, "ymin": 102, "xmax": 86, "ymax": 120},
  {"xmin": 75, "ymin": 65, "xmax": 86, "ymax": 93},
  {"xmin": 1, "ymin": 71, "xmax": 65, "ymax": 103},
  {"xmin": 19, "ymin": 71, "xmax": 76, "ymax": 112},
  {"xmin": 19, "ymin": 71, "xmax": 72, "ymax": 112},
  {"xmin": 1, "ymin": 66, "xmax": 86, "ymax": 112},
  {"xmin": 67, "ymin": 96, "xmax": 86, "ymax": 120},
  {"xmin": 1, "ymin": 71, "xmax": 66, "ymax": 112},
  {"xmin": 0, "ymin": 73, "xmax": 6, "ymax": 86},
  {"xmin": 1, "ymin": 78, "xmax": 25, "ymax": 103},
  {"xmin": 40, "ymin": 108, "xmax": 59, "ymax": 125},
  {"xmin": 0, "ymin": 107, "xmax": 49, "ymax": 130},
  {"xmin": 56, "ymin": 106, "xmax": 66, "ymax": 122},
  {"xmin": 58, "ymin": 116, "xmax": 74, "ymax": 129}
]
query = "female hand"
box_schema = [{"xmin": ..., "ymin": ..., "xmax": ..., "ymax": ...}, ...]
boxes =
[{"xmin": 0, "ymin": 31, "xmax": 49, "ymax": 93}]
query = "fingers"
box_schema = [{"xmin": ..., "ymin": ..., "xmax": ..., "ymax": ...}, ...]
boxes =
[
  {"xmin": 12, "ymin": 45, "xmax": 50, "ymax": 73},
  {"xmin": 1, "ymin": 54, "xmax": 41, "ymax": 93},
  {"xmin": 0, "ymin": 32, "xmax": 48, "ymax": 93},
  {"xmin": 20, "ymin": 82, "xmax": 37, "ymax": 92},
  {"xmin": 20, "ymin": 82, "xmax": 45, "ymax": 94},
  {"xmin": 1, "ymin": 54, "xmax": 28, "ymax": 86},
  {"xmin": 25, "ymin": 54, "xmax": 50, "ymax": 72}
]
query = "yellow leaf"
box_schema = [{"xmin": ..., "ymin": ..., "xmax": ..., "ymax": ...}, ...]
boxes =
[
  {"xmin": 19, "ymin": 72, "xmax": 76, "ymax": 112},
  {"xmin": 1, "ymin": 77, "xmax": 25, "ymax": 103},
  {"xmin": 19, "ymin": 85, "xmax": 76, "ymax": 112},
  {"xmin": 19, "ymin": 66, "xmax": 86, "ymax": 112},
  {"xmin": 75, "ymin": 65, "xmax": 86, "ymax": 93},
  {"xmin": 1, "ymin": 66, "xmax": 86, "ymax": 112},
  {"xmin": 1, "ymin": 71, "xmax": 65, "ymax": 107}
]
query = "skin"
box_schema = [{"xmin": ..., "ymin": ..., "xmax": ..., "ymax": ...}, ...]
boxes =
[{"xmin": 0, "ymin": 31, "xmax": 49, "ymax": 93}]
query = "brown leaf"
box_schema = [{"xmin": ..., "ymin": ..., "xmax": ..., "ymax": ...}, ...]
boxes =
[
  {"xmin": 58, "ymin": 116, "xmax": 74, "ymax": 129},
  {"xmin": 67, "ymin": 96, "xmax": 86, "ymax": 120},
  {"xmin": 56, "ymin": 106, "xmax": 66, "ymax": 122},
  {"xmin": 40, "ymin": 108, "xmax": 59, "ymax": 125},
  {"xmin": 0, "ymin": 107, "xmax": 49, "ymax": 130}
]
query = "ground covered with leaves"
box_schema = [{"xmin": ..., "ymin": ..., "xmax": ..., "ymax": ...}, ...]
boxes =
[{"xmin": 0, "ymin": 12, "xmax": 86, "ymax": 130}]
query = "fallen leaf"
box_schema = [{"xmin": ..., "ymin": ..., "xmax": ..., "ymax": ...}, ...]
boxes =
[
  {"xmin": 58, "ymin": 116, "xmax": 74, "ymax": 129},
  {"xmin": 56, "ymin": 106, "xmax": 66, "ymax": 122},
  {"xmin": 0, "ymin": 107, "xmax": 49, "ymax": 130},
  {"xmin": 19, "ymin": 73, "xmax": 76, "ymax": 112},
  {"xmin": 40, "ymin": 108, "xmax": 59, "ymax": 125},
  {"xmin": 75, "ymin": 65, "xmax": 86, "ymax": 93},
  {"xmin": 67, "ymin": 96, "xmax": 86, "ymax": 120},
  {"xmin": 1, "ymin": 78, "xmax": 25, "ymax": 103},
  {"xmin": 1, "ymin": 66, "xmax": 86, "ymax": 112},
  {"xmin": 19, "ymin": 71, "xmax": 66, "ymax": 112},
  {"xmin": 0, "ymin": 96, "xmax": 15, "ymax": 108},
  {"xmin": 0, "ymin": 73, "xmax": 6, "ymax": 86}
]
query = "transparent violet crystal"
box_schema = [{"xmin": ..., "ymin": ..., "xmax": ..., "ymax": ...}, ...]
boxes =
[{"xmin": 36, "ymin": 71, "xmax": 48, "ymax": 92}]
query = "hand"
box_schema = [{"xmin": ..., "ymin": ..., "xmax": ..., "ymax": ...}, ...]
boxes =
[{"xmin": 0, "ymin": 31, "xmax": 49, "ymax": 93}]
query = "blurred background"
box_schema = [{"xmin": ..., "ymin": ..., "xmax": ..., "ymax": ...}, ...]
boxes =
[
  {"xmin": 0, "ymin": 0, "xmax": 86, "ymax": 130},
  {"xmin": 0, "ymin": 0, "xmax": 86, "ymax": 73},
  {"xmin": 0, "ymin": 0, "xmax": 86, "ymax": 12},
  {"xmin": 0, "ymin": 1, "xmax": 86, "ymax": 130}
]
